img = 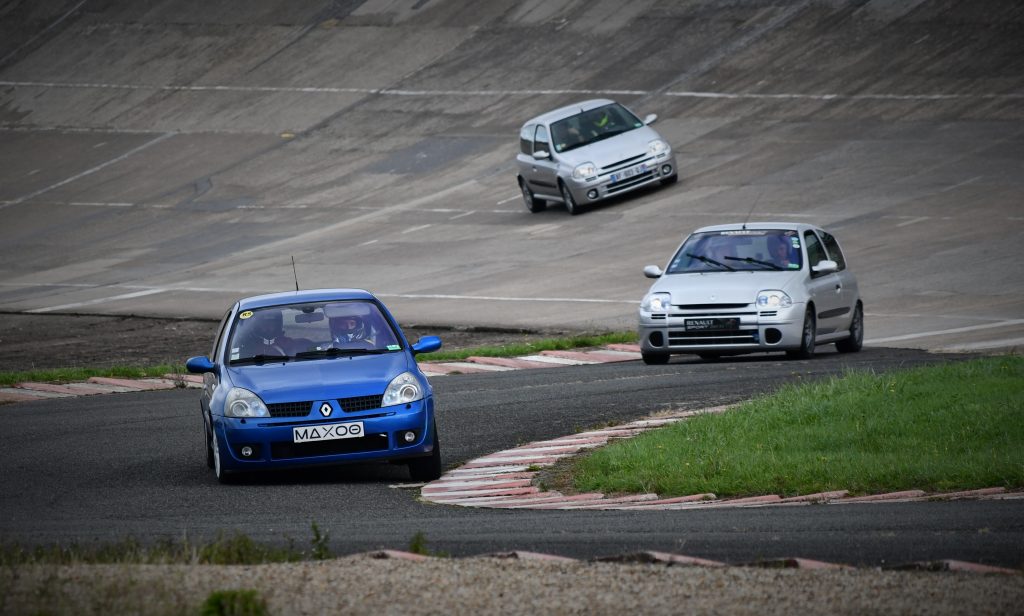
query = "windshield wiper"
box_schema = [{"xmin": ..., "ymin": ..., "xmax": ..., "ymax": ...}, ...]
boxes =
[
  {"xmin": 230, "ymin": 354, "xmax": 293, "ymax": 366},
  {"xmin": 725, "ymin": 256, "xmax": 784, "ymax": 270},
  {"xmin": 295, "ymin": 348, "xmax": 389, "ymax": 359},
  {"xmin": 686, "ymin": 252, "xmax": 735, "ymax": 271}
]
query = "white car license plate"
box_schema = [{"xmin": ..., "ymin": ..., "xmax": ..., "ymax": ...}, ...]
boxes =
[
  {"xmin": 293, "ymin": 421, "xmax": 364, "ymax": 444},
  {"xmin": 610, "ymin": 163, "xmax": 648, "ymax": 183}
]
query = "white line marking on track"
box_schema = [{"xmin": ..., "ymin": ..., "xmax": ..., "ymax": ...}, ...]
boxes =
[
  {"xmin": 0, "ymin": 1, "xmax": 88, "ymax": 66},
  {"xmin": 401, "ymin": 224, "xmax": 432, "ymax": 234},
  {"xmin": 895, "ymin": 216, "xmax": 930, "ymax": 228},
  {"xmin": 865, "ymin": 319, "xmax": 1024, "ymax": 344},
  {"xmin": 1, "ymin": 133, "xmax": 174, "ymax": 209},
  {"xmin": 936, "ymin": 337, "xmax": 1024, "ymax": 352},
  {"xmin": 375, "ymin": 293, "xmax": 636, "ymax": 305},
  {"xmin": 3, "ymin": 80, "xmax": 1021, "ymax": 101},
  {"xmin": 25, "ymin": 289, "xmax": 167, "ymax": 313},
  {"xmin": 448, "ymin": 210, "xmax": 475, "ymax": 220},
  {"xmin": 496, "ymin": 194, "xmax": 522, "ymax": 205}
]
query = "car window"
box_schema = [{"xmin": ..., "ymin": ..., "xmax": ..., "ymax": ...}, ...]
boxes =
[
  {"xmin": 519, "ymin": 124, "xmax": 534, "ymax": 155},
  {"xmin": 550, "ymin": 103, "xmax": 644, "ymax": 153},
  {"xmin": 226, "ymin": 300, "xmax": 402, "ymax": 363},
  {"xmin": 666, "ymin": 230, "xmax": 802, "ymax": 273},
  {"xmin": 819, "ymin": 230, "xmax": 847, "ymax": 271},
  {"xmin": 533, "ymin": 125, "xmax": 550, "ymax": 155},
  {"xmin": 804, "ymin": 231, "xmax": 829, "ymax": 273},
  {"xmin": 212, "ymin": 308, "xmax": 232, "ymax": 361}
]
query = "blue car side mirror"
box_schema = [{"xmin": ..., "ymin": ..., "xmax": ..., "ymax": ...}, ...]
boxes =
[
  {"xmin": 185, "ymin": 356, "xmax": 216, "ymax": 374},
  {"xmin": 411, "ymin": 336, "xmax": 442, "ymax": 355}
]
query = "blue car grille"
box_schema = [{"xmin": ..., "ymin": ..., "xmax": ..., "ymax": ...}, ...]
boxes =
[
  {"xmin": 267, "ymin": 401, "xmax": 313, "ymax": 418},
  {"xmin": 266, "ymin": 395, "xmax": 383, "ymax": 418},
  {"xmin": 338, "ymin": 394, "xmax": 384, "ymax": 413},
  {"xmin": 271, "ymin": 433, "xmax": 389, "ymax": 459}
]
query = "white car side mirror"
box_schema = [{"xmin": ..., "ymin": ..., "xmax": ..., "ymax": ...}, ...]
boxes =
[
  {"xmin": 532, "ymin": 150, "xmax": 550, "ymax": 160},
  {"xmin": 811, "ymin": 260, "xmax": 838, "ymax": 275},
  {"xmin": 643, "ymin": 265, "xmax": 663, "ymax": 279},
  {"xmin": 643, "ymin": 113, "xmax": 658, "ymax": 125}
]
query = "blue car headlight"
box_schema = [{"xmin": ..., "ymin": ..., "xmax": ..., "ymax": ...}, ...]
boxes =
[
  {"xmin": 382, "ymin": 371, "xmax": 424, "ymax": 407},
  {"xmin": 225, "ymin": 387, "xmax": 270, "ymax": 418}
]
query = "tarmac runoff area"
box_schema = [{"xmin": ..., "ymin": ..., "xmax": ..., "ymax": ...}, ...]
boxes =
[{"xmin": 3, "ymin": 344, "xmax": 1022, "ymax": 575}]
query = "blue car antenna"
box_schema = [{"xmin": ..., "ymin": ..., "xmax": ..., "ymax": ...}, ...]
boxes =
[{"xmin": 291, "ymin": 255, "xmax": 300, "ymax": 291}]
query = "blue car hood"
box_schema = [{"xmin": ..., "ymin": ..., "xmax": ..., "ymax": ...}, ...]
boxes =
[{"xmin": 226, "ymin": 352, "xmax": 412, "ymax": 403}]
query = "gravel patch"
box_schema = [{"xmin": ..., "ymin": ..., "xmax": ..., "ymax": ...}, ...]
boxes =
[{"xmin": 2, "ymin": 556, "xmax": 1021, "ymax": 615}]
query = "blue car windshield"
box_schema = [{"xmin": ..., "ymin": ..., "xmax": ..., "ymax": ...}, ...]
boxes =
[
  {"xmin": 549, "ymin": 103, "xmax": 644, "ymax": 154},
  {"xmin": 226, "ymin": 300, "xmax": 402, "ymax": 364},
  {"xmin": 666, "ymin": 230, "xmax": 804, "ymax": 274}
]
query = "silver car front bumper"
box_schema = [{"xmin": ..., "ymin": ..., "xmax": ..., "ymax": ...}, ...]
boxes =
[
  {"xmin": 565, "ymin": 150, "xmax": 677, "ymax": 204},
  {"xmin": 638, "ymin": 302, "xmax": 805, "ymax": 355}
]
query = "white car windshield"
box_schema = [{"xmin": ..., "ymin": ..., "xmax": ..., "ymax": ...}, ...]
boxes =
[
  {"xmin": 227, "ymin": 300, "xmax": 402, "ymax": 364},
  {"xmin": 666, "ymin": 230, "xmax": 803, "ymax": 274},
  {"xmin": 549, "ymin": 103, "xmax": 644, "ymax": 153}
]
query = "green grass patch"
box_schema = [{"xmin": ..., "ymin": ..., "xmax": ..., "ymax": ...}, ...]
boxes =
[
  {"xmin": 421, "ymin": 331, "xmax": 636, "ymax": 363},
  {"xmin": 572, "ymin": 356, "xmax": 1024, "ymax": 498},
  {"xmin": 0, "ymin": 364, "xmax": 186, "ymax": 388}
]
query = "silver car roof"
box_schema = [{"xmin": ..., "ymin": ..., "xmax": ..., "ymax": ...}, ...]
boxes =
[
  {"xmin": 690, "ymin": 222, "xmax": 826, "ymax": 234},
  {"xmin": 520, "ymin": 98, "xmax": 617, "ymax": 128}
]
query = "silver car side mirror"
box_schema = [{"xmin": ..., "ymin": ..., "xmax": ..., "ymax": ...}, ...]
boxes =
[
  {"xmin": 643, "ymin": 265, "xmax": 663, "ymax": 279},
  {"xmin": 532, "ymin": 150, "xmax": 550, "ymax": 160},
  {"xmin": 643, "ymin": 113, "xmax": 658, "ymax": 125},
  {"xmin": 811, "ymin": 260, "xmax": 838, "ymax": 275}
]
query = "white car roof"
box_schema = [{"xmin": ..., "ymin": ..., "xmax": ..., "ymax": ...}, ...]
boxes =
[
  {"xmin": 520, "ymin": 99, "xmax": 616, "ymax": 128},
  {"xmin": 691, "ymin": 222, "xmax": 825, "ymax": 234}
]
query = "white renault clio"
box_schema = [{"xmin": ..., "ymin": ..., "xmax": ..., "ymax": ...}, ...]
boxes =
[
  {"xmin": 516, "ymin": 99, "xmax": 677, "ymax": 215},
  {"xmin": 638, "ymin": 222, "xmax": 863, "ymax": 364}
]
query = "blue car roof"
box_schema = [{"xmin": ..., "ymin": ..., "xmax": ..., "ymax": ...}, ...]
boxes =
[{"xmin": 236, "ymin": 288, "xmax": 377, "ymax": 311}]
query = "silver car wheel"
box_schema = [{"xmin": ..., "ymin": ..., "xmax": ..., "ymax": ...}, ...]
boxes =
[
  {"xmin": 836, "ymin": 302, "xmax": 864, "ymax": 353},
  {"xmin": 560, "ymin": 182, "xmax": 580, "ymax": 216},
  {"xmin": 787, "ymin": 309, "xmax": 816, "ymax": 359},
  {"xmin": 520, "ymin": 179, "xmax": 545, "ymax": 213}
]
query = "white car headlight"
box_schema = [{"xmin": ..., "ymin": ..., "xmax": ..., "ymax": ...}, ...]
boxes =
[
  {"xmin": 641, "ymin": 292, "xmax": 671, "ymax": 312},
  {"xmin": 572, "ymin": 162, "xmax": 598, "ymax": 180},
  {"xmin": 382, "ymin": 371, "xmax": 424, "ymax": 407},
  {"xmin": 648, "ymin": 139, "xmax": 669, "ymax": 155},
  {"xmin": 756, "ymin": 290, "xmax": 793, "ymax": 309},
  {"xmin": 225, "ymin": 387, "xmax": 270, "ymax": 418}
]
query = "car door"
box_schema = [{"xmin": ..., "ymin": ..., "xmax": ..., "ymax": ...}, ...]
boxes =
[
  {"xmin": 819, "ymin": 230, "xmax": 858, "ymax": 323},
  {"xmin": 802, "ymin": 230, "xmax": 846, "ymax": 336},
  {"xmin": 527, "ymin": 124, "xmax": 561, "ymax": 198}
]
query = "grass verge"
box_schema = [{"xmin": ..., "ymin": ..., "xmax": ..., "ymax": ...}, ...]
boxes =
[
  {"xmin": 420, "ymin": 331, "xmax": 636, "ymax": 363},
  {"xmin": 0, "ymin": 364, "xmax": 186, "ymax": 388},
  {"xmin": 571, "ymin": 356, "xmax": 1024, "ymax": 498}
]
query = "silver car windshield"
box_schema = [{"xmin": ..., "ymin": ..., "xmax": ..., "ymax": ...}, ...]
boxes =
[
  {"xmin": 666, "ymin": 230, "xmax": 804, "ymax": 274},
  {"xmin": 549, "ymin": 103, "xmax": 645, "ymax": 154},
  {"xmin": 226, "ymin": 300, "xmax": 402, "ymax": 364}
]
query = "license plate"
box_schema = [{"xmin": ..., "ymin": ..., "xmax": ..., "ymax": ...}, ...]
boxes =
[
  {"xmin": 610, "ymin": 163, "xmax": 648, "ymax": 183},
  {"xmin": 685, "ymin": 318, "xmax": 739, "ymax": 332},
  {"xmin": 293, "ymin": 421, "xmax": 364, "ymax": 443}
]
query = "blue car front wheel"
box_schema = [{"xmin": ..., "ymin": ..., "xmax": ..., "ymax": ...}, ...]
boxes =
[{"xmin": 407, "ymin": 426, "xmax": 442, "ymax": 481}]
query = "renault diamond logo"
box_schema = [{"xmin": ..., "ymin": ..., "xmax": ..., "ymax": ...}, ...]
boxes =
[{"xmin": 319, "ymin": 402, "xmax": 333, "ymax": 417}]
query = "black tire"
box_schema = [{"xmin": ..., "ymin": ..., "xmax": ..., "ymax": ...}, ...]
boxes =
[
  {"xmin": 786, "ymin": 308, "xmax": 816, "ymax": 360},
  {"xmin": 641, "ymin": 352, "xmax": 670, "ymax": 365},
  {"xmin": 660, "ymin": 174, "xmax": 678, "ymax": 186},
  {"xmin": 210, "ymin": 428, "xmax": 235, "ymax": 484},
  {"xmin": 560, "ymin": 181, "xmax": 581, "ymax": 216},
  {"xmin": 836, "ymin": 302, "xmax": 864, "ymax": 353},
  {"xmin": 519, "ymin": 178, "xmax": 546, "ymax": 213},
  {"xmin": 408, "ymin": 427, "xmax": 442, "ymax": 481},
  {"xmin": 204, "ymin": 414, "xmax": 215, "ymax": 470}
]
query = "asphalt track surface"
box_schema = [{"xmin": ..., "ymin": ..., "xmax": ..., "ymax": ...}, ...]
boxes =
[
  {"xmin": 2, "ymin": 347, "xmax": 1022, "ymax": 567},
  {"xmin": 1, "ymin": 0, "xmax": 1023, "ymax": 570}
]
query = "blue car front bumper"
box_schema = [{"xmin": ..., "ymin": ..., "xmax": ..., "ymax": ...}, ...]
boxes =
[{"xmin": 214, "ymin": 399, "xmax": 435, "ymax": 472}]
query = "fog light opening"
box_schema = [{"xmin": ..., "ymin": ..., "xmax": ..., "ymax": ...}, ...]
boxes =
[
  {"xmin": 403, "ymin": 431, "xmax": 416, "ymax": 444},
  {"xmin": 241, "ymin": 446, "xmax": 253, "ymax": 458},
  {"xmin": 587, "ymin": 189, "xmax": 598, "ymax": 200},
  {"xmin": 764, "ymin": 328, "xmax": 782, "ymax": 344},
  {"xmin": 661, "ymin": 164, "xmax": 673, "ymax": 176},
  {"xmin": 648, "ymin": 331, "xmax": 664, "ymax": 347}
]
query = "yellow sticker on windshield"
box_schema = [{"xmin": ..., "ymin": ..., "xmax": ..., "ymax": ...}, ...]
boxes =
[{"xmin": 239, "ymin": 310, "xmax": 254, "ymax": 319}]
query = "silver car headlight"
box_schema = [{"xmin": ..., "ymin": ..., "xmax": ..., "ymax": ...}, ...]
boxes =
[
  {"xmin": 756, "ymin": 290, "xmax": 793, "ymax": 309},
  {"xmin": 225, "ymin": 387, "xmax": 270, "ymax": 418},
  {"xmin": 572, "ymin": 162, "xmax": 598, "ymax": 180},
  {"xmin": 382, "ymin": 371, "xmax": 424, "ymax": 407},
  {"xmin": 641, "ymin": 292, "xmax": 671, "ymax": 312},
  {"xmin": 648, "ymin": 139, "xmax": 669, "ymax": 155}
]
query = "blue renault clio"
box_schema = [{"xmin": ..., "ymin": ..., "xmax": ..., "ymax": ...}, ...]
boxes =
[{"xmin": 186, "ymin": 289, "xmax": 442, "ymax": 483}]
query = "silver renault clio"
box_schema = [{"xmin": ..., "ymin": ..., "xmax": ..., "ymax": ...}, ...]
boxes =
[
  {"xmin": 516, "ymin": 99, "xmax": 677, "ymax": 215},
  {"xmin": 638, "ymin": 222, "xmax": 863, "ymax": 364}
]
